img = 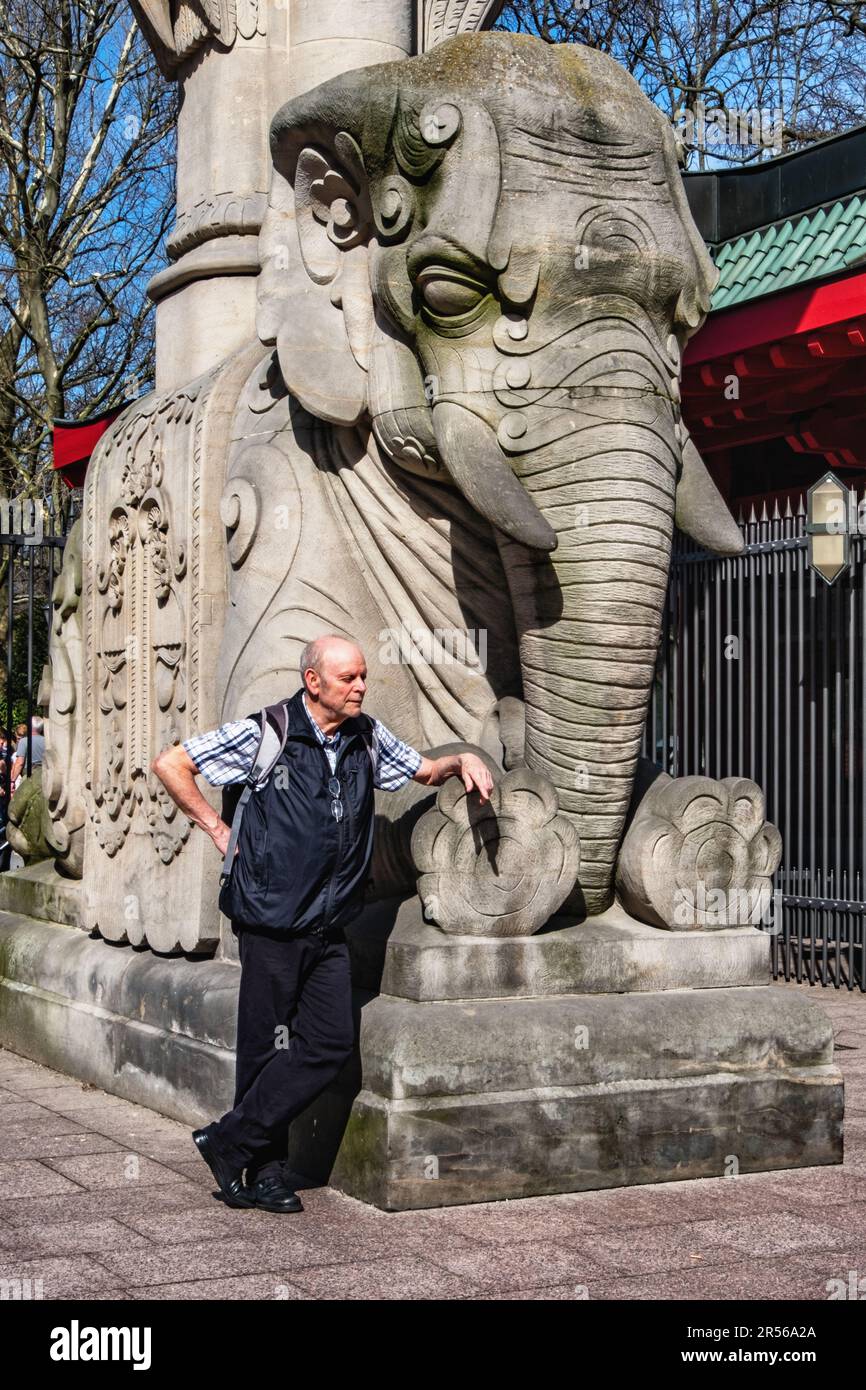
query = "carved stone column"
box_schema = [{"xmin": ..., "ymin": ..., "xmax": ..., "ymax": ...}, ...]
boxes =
[
  {"xmin": 131, "ymin": 2, "xmax": 505, "ymax": 391},
  {"xmin": 131, "ymin": 1, "xmax": 286, "ymax": 390}
]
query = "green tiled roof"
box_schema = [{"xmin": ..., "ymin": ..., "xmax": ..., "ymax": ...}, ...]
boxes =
[{"xmin": 710, "ymin": 194, "xmax": 866, "ymax": 310}]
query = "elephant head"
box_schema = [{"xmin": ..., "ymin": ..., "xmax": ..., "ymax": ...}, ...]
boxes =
[{"xmin": 257, "ymin": 31, "xmax": 743, "ymax": 917}]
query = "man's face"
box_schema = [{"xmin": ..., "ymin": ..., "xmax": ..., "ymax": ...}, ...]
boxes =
[{"xmin": 307, "ymin": 643, "xmax": 367, "ymax": 720}]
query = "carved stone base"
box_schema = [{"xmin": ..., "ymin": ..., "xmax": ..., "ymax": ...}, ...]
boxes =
[
  {"xmin": 313, "ymin": 898, "xmax": 843, "ymax": 1209},
  {"xmin": 0, "ymin": 911, "xmax": 241, "ymax": 1127},
  {"xmin": 327, "ymin": 1057, "xmax": 841, "ymax": 1211}
]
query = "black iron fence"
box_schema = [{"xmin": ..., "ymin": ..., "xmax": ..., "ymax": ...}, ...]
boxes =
[{"xmin": 644, "ymin": 492, "xmax": 866, "ymax": 991}]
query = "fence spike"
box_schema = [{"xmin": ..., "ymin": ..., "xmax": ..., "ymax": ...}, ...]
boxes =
[{"xmin": 796, "ymin": 493, "xmax": 806, "ymax": 516}]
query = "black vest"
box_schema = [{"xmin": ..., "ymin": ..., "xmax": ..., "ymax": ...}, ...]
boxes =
[{"xmin": 217, "ymin": 687, "xmax": 376, "ymax": 934}]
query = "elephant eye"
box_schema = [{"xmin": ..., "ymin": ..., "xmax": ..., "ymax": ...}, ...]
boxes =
[{"xmin": 416, "ymin": 267, "xmax": 488, "ymax": 318}]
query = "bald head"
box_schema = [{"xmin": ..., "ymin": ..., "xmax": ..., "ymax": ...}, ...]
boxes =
[{"xmin": 300, "ymin": 634, "xmax": 368, "ymax": 728}]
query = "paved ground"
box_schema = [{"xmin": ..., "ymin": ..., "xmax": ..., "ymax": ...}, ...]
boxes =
[{"xmin": 0, "ymin": 980, "xmax": 864, "ymax": 1301}]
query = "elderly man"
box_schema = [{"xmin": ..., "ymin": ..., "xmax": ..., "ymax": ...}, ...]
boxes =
[{"xmin": 152, "ymin": 634, "xmax": 492, "ymax": 1213}]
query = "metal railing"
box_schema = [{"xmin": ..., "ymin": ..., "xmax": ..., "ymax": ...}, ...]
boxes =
[
  {"xmin": 0, "ymin": 492, "xmax": 81, "ymax": 863},
  {"xmin": 644, "ymin": 492, "xmax": 865, "ymax": 990}
]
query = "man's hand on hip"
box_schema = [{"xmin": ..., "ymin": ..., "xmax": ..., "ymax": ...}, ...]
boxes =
[{"xmin": 211, "ymin": 821, "xmax": 239, "ymax": 860}]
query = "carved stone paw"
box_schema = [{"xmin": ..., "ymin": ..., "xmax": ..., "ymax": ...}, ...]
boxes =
[
  {"xmin": 615, "ymin": 773, "xmax": 782, "ymax": 930},
  {"xmin": 410, "ymin": 767, "xmax": 581, "ymax": 937}
]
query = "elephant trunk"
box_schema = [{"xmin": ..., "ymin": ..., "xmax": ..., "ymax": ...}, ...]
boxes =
[{"xmin": 434, "ymin": 368, "xmax": 680, "ymax": 917}]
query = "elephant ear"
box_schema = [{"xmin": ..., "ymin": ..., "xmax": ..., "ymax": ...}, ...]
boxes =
[{"xmin": 257, "ymin": 127, "xmax": 375, "ymax": 426}]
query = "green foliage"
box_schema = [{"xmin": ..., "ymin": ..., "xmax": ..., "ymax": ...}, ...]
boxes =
[{"xmin": 0, "ymin": 606, "xmax": 49, "ymax": 732}]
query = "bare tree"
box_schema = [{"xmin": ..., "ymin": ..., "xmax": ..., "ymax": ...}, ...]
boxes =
[
  {"xmin": 0, "ymin": 0, "xmax": 176, "ymax": 515},
  {"xmin": 497, "ymin": 1, "xmax": 866, "ymax": 166}
]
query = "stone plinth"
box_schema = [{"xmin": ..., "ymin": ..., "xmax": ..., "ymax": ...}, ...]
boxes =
[{"xmin": 294, "ymin": 898, "xmax": 844, "ymax": 1210}]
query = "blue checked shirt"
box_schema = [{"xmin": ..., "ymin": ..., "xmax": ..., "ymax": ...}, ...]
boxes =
[{"xmin": 182, "ymin": 693, "xmax": 423, "ymax": 791}]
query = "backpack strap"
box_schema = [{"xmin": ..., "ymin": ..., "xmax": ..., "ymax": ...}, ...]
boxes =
[
  {"xmin": 219, "ymin": 700, "xmax": 291, "ymax": 888},
  {"xmin": 358, "ymin": 713, "xmax": 378, "ymax": 783}
]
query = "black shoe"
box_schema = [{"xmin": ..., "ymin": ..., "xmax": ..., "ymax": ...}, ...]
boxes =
[
  {"xmin": 192, "ymin": 1124, "xmax": 256, "ymax": 1208},
  {"xmin": 247, "ymin": 1172, "xmax": 304, "ymax": 1214}
]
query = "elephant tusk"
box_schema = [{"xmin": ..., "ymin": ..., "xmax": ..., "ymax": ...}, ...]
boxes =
[
  {"xmin": 675, "ymin": 435, "xmax": 745, "ymax": 556},
  {"xmin": 432, "ymin": 401, "xmax": 557, "ymax": 552}
]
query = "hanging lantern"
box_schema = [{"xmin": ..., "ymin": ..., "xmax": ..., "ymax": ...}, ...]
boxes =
[{"xmin": 806, "ymin": 471, "xmax": 851, "ymax": 586}]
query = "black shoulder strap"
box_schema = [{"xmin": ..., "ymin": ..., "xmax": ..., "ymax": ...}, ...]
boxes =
[
  {"xmin": 219, "ymin": 701, "xmax": 291, "ymax": 887},
  {"xmin": 358, "ymin": 712, "xmax": 378, "ymax": 780}
]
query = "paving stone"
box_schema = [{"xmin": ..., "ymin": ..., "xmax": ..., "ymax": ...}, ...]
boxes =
[
  {"xmin": 1, "ymin": 1113, "xmax": 92, "ymax": 1139},
  {"xmin": 116, "ymin": 1208, "xmax": 274, "ymax": 1244},
  {"xmin": 558, "ymin": 1212, "xmax": 850, "ymax": 1273},
  {"xmin": 124, "ymin": 1275, "xmax": 313, "ymax": 1300},
  {"xmin": 42, "ymin": 1152, "xmax": 192, "ymax": 1191},
  {"xmin": 0, "ymin": 1254, "xmax": 117, "ymax": 1298},
  {"xmin": 0, "ymin": 1070, "xmax": 84, "ymax": 1093},
  {"xmin": 0, "ymin": 1101, "xmax": 64, "ymax": 1123},
  {"xmin": 0, "ymin": 1160, "xmax": 85, "ymax": 1199},
  {"xmin": 26, "ymin": 1088, "xmax": 136, "ymax": 1114},
  {"xmin": 766, "ymin": 1169, "xmax": 866, "ymax": 1208},
  {"xmin": 544, "ymin": 1178, "xmax": 782, "ymax": 1231},
  {"xmin": 774, "ymin": 1199, "xmax": 866, "ymax": 1237},
  {"xmin": 422, "ymin": 1237, "xmax": 608, "ymax": 1291},
  {"xmin": 0, "ymin": 1179, "xmax": 216, "ymax": 1228},
  {"xmin": 0, "ymin": 1131, "xmax": 121, "ymax": 1162},
  {"xmin": 0, "ymin": 1217, "xmax": 149, "ymax": 1257},
  {"xmin": 585, "ymin": 1246, "xmax": 866, "ymax": 1301},
  {"xmin": 96, "ymin": 1237, "xmax": 345, "ymax": 1287},
  {"xmin": 285, "ymin": 1253, "xmax": 484, "ymax": 1300},
  {"xmin": 492, "ymin": 1283, "xmax": 597, "ymax": 1300}
]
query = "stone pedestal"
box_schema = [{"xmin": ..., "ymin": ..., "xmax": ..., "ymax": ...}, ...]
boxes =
[{"xmin": 290, "ymin": 898, "xmax": 843, "ymax": 1210}]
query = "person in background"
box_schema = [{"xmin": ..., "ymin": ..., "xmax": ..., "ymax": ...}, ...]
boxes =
[
  {"xmin": 11, "ymin": 715, "xmax": 45, "ymax": 790},
  {"xmin": 0, "ymin": 729, "xmax": 13, "ymax": 872}
]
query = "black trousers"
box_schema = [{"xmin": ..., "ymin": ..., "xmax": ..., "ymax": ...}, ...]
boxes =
[{"xmin": 211, "ymin": 921, "xmax": 355, "ymax": 1181}]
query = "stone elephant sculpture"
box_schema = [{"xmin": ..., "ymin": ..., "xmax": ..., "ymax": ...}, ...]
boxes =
[{"xmin": 218, "ymin": 31, "xmax": 767, "ymax": 927}]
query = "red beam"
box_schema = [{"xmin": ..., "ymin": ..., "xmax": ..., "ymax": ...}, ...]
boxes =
[{"xmin": 684, "ymin": 271, "xmax": 866, "ymax": 365}]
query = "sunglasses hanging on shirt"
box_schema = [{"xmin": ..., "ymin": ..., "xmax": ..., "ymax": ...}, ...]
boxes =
[{"xmin": 328, "ymin": 776, "xmax": 343, "ymax": 822}]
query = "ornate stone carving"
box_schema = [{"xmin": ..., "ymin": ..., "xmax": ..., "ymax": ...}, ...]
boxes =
[
  {"xmin": 37, "ymin": 517, "xmax": 88, "ymax": 879},
  {"xmin": 86, "ymin": 389, "xmax": 195, "ymax": 874},
  {"xmin": 130, "ymin": 0, "xmax": 266, "ymax": 77},
  {"xmin": 615, "ymin": 773, "xmax": 783, "ymax": 930},
  {"xmin": 166, "ymin": 191, "xmax": 268, "ymax": 260},
  {"xmin": 417, "ymin": 2, "xmax": 506, "ymax": 52},
  {"xmin": 411, "ymin": 767, "xmax": 581, "ymax": 935}
]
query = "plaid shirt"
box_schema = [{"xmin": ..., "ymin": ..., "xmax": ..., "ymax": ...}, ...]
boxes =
[{"xmin": 182, "ymin": 694, "xmax": 423, "ymax": 791}]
